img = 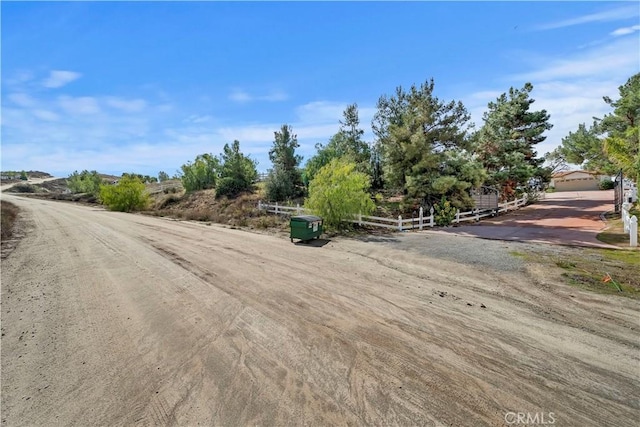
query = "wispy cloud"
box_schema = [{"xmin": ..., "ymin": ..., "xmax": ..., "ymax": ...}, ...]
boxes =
[
  {"xmin": 42, "ymin": 70, "xmax": 82, "ymax": 88},
  {"xmin": 513, "ymin": 37, "xmax": 638, "ymax": 82},
  {"xmin": 466, "ymin": 35, "xmax": 638, "ymax": 159},
  {"xmin": 58, "ymin": 95, "xmax": 101, "ymax": 115},
  {"xmin": 536, "ymin": 5, "xmax": 639, "ymax": 30},
  {"xmin": 8, "ymin": 93, "xmax": 37, "ymax": 108},
  {"xmin": 105, "ymin": 97, "xmax": 147, "ymax": 113},
  {"xmin": 610, "ymin": 24, "xmax": 640, "ymax": 37},
  {"xmin": 228, "ymin": 88, "xmax": 288, "ymax": 103}
]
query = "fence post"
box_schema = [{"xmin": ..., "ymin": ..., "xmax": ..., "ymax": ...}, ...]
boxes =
[
  {"xmin": 456, "ymin": 209, "xmax": 460, "ymax": 224},
  {"xmin": 475, "ymin": 208, "xmax": 480, "ymax": 222},
  {"xmin": 398, "ymin": 215, "xmax": 402, "ymax": 231},
  {"xmin": 630, "ymin": 216, "xmax": 638, "ymax": 248},
  {"xmin": 275, "ymin": 201, "xmax": 278, "ymax": 215},
  {"xmin": 358, "ymin": 213, "xmax": 362, "ymax": 226},
  {"xmin": 419, "ymin": 207, "xmax": 424, "ymax": 230},
  {"xmin": 297, "ymin": 203, "xmax": 301, "ymax": 215},
  {"xmin": 258, "ymin": 200, "xmax": 262, "ymax": 211},
  {"xmin": 430, "ymin": 207, "xmax": 434, "ymax": 227},
  {"xmin": 623, "ymin": 203, "xmax": 630, "ymax": 232}
]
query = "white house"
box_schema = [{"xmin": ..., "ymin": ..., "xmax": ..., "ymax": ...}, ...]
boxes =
[{"xmin": 550, "ymin": 170, "xmax": 606, "ymax": 192}]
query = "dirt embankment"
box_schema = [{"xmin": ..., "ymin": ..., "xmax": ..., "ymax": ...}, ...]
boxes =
[{"xmin": 2, "ymin": 195, "xmax": 639, "ymax": 426}]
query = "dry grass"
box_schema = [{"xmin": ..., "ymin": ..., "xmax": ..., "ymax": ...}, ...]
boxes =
[{"xmin": 1, "ymin": 200, "xmax": 19, "ymax": 241}]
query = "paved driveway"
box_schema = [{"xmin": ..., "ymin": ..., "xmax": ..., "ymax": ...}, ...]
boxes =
[{"xmin": 427, "ymin": 190, "xmax": 617, "ymax": 248}]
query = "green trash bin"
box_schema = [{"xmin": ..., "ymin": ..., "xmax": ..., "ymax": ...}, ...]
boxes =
[{"xmin": 290, "ymin": 215, "xmax": 323, "ymax": 242}]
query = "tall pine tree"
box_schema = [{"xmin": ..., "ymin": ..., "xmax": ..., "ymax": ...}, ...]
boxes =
[{"xmin": 474, "ymin": 82, "xmax": 552, "ymax": 198}]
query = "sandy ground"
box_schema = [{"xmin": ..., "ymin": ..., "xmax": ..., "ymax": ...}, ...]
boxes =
[{"xmin": 1, "ymin": 195, "xmax": 639, "ymax": 426}]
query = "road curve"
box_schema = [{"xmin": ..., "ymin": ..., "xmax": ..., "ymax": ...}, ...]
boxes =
[{"xmin": 1, "ymin": 195, "xmax": 638, "ymax": 426}]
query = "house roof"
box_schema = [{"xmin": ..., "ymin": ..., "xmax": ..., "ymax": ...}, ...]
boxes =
[{"xmin": 552, "ymin": 170, "xmax": 598, "ymax": 178}]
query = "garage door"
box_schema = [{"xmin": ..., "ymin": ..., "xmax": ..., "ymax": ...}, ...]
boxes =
[{"xmin": 555, "ymin": 178, "xmax": 599, "ymax": 191}]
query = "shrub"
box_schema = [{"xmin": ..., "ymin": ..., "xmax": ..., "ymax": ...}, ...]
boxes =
[
  {"xmin": 100, "ymin": 176, "xmax": 149, "ymax": 212},
  {"xmin": 305, "ymin": 158, "xmax": 375, "ymax": 229},
  {"xmin": 433, "ymin": 197, "xmax": 457, "ymax": 227},
  {"xmin": 67, "ymin": 170, "xmax": 102, "ymax": 196},
  {"xmin": 10, "ymin": 183, "xmax": 36, "ymax": 193},
  {"xmin": 1, "ymin": 201, "xmax": 19, "ymax": 241},
  {"xmin": 599, "ymin": 179, "xmax": 614, "ymax": 190}
]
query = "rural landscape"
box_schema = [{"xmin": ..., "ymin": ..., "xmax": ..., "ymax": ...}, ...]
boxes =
[{"xmin": 2, "ymin": 2, "xmax": 639, "ymax": 427}]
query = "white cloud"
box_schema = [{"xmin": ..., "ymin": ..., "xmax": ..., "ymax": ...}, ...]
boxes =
[
  {"xmin": 58, "ymin": 95, "xmax": 101, "ymax": 115},
  {"xmin": 228, "ymin": 88, "xmax": 288, "ymax": 103},
  {"xmin": 513, "ymin": 37, "xmax": 638, "ymax": 82},
  {"xmin": 105, "ymin": 97, "xmax": 147, "ymax": 113},
  {"xmin": 229, "ymin": 89, "xmax": 252, "ymax": 103},
  {"xmin": 32, "ymin": 109, "xmax": 60, "ymax": 122},
  {"xmin": 42, "ymin": 70, "xmax": 82, "ymax": 88},
  {"xmin": 8, "ymin": 93, "xmax": 37, "ymax": 108},
  {"xmin": 610, "ymin": 24, "xmax": 640, "ymax": 37},
  {"xmin": 536, "ymin": 5, "xmax": 639, "ymax": 30}
]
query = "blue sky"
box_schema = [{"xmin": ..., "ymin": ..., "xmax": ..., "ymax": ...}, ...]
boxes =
[{"xmin": 2, "ymin": 1, "xmax": 639, "ymax": 178}]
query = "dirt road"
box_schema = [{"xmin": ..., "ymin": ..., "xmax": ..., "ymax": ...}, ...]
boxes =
[{"xmin": 1, "ymin": 195, "xmax": 639, "ymax": 426}]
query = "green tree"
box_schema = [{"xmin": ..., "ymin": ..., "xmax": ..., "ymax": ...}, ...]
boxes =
[
  {"xmin": 305, "ymin": 158, "xmax": 375, "ymax": 229},
  {"xmin": 216, "ymin": 140, "xmax": 258, "ymax": 198},
  {"xmin": 372, "ymin": 79, "xmax": 482, "ymax": 208},
  {"xmin": 303, "ymin": 104, "xmax": 371, "ymax": 186},
  {"xmin": 158, "ymin": 171, "xmax": 170, "ymax": 182},
  {"xmin": 543, "ymin": 147, "xmax": 569, "ymax": 175},
  {"xmin": 601, "ymin": 73, "xmax": 640, "ymax": 182},
  {"xmin": 180, "ymin": 153, "xmax": 219, "ymax": 192},
  {"xmin": 99, "ymin": 176, "xmax": 148, "ymax": 212},
  {"xmin": 474, "ymin": 82, "xmax": 553, "ymax": 198},
  {"xmin": 19, "ymin": 171, "xmax": 28, "ymax": 180},
  {"xmin": 558, "ymin": 122, "xmax": 617, "ymax": 174},
  {"xmin": 67, "ymin": 170, "xmax": 103, "ymax": 196},
  {"xmin": 265, "ymin": 124, "xmax": 303, "ymax": 201}
]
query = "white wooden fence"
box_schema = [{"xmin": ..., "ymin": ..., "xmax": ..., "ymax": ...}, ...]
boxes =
[
  {"xmin": 258, "ymin": 194, "xmax": 530, "ymax": 231},
  {"xmin": 145, "ymin": 181, "xmax": 183, "ymax": 195},
  {"xmin": 621, "ymin": 202, "xmax": 638, "ymax": 248}
]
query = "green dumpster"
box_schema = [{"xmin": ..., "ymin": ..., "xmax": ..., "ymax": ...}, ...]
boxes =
[{"xmin": 290, "ymin": 215, "xmax": 323, "ymax": 242}]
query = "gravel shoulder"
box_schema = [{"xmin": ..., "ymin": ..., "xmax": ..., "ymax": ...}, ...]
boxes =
[{"xmin": 2, "ymin": 195, "xmax": 639, "ymax": 426}]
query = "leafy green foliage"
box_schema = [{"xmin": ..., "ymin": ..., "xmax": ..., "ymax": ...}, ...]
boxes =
[
  {"xmin": 266, "ymin": 124, "xmax": 303, "ymax": 201},
  {"xmin": 305, "ymin": 158, "xmax": 375, "ymax": 229},
  {"xmin": 216, "ymin": 140, "xmax": 257, "ymax": 198},
  {"xmin": 433, "ymin": 197, "xmax": 457, "ymax": 227},
  {"xmin": 158, "ymin": 171, "xmax": 170, "ymax": 182},
  {"xmin": 19, "ymin": 171, "xmax": 28, "ymax": 180},
  {"xmin": 122, "ymin": 172, "xmax": 157, "ymax": 183},
  {"xmin": 599, "ymin": 179, "xmax": 615, "ymax": 190},
  {"xmin": 372, "ymin": 79, "xmax": 482, "ymax": 208},
  {"xmin": 559, "ymin": 122, "xmax": 617, "ymax": 174},
  {"xmin": 99, "ymin": 176, "xmax": 149, "ymax": 212},
  {"xmin": 180, "ymin": 153, "xmax": 219, "ymax": 192},
  {"xmin": 560, "ymin": 73, "xmax": 639, "ymax": 183},
  {"xmin": 474, "ymin": 82, "xmax": 553, "ymax": 197},
  {"xmin": 601, "ymin": 73, "xmax": 639, "ymax": 182},
  {"xmin": 303, "ymin": 104, "xmax": 371, "ymax": 186},
  {"xmin": 67, "ymin": 170, "xmax": 103, "ymax": 196}
]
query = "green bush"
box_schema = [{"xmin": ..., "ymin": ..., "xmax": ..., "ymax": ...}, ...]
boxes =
[
  {"xmin": 67, "ymin": 170, "xmax": 102, "ymax": 196},
  {"xmin": 599, "ymin": 179, "xmax": 614, "ymax": 190},
  {"xmin": 433, "ymin": 197, "xmax": 457, "ymax": 227},
  {"xmin": 99, "ymin": 176, "xmax": 148, "ymax": 212},
  {"xmin": 11, "ymin": 183, "xmax": 36, "ymax": 193},
  {"xmin": 305, "ymin": 158, "xmax": 375, "ymax": 230}
]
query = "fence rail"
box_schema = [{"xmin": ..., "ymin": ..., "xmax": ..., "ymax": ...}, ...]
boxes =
[
  {"xmin": 145, "ymin": 181, "xmax": 183, "ymax": 195},
  {"xmin": 258, "ymin": 194, "xmax": 531, "ymax": 231}
]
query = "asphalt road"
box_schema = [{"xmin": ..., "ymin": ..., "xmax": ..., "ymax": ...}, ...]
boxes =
[{"xmin": 1, "ymin": 194, "xmax": 639, "ymax": 426}]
